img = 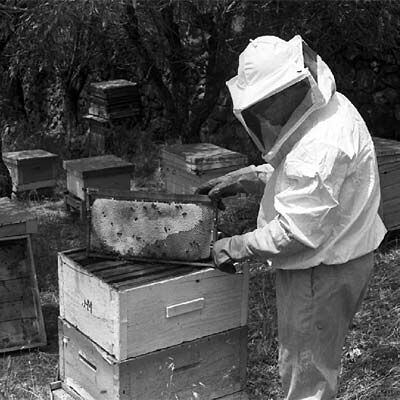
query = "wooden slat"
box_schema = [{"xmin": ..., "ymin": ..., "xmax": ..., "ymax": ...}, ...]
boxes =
[
  {"xmin": 0, "ymin": 297, "xmax": 37, "ymax": 322},
  {"xmin": 0, "ymin": 318, "xmax": 43, "ymax": 352},
  {"xmin": 104, "ymin": 265, "xmax": 176, "ymax": 284},
  {"xmin": 112, "ymin": 266, "xmax": 195, "ymax": 289},
  {"xmin": 84, "ymin": 260, "xmax": 127, "ymax": 273},
  {"xmin": 0, "ymin": 236, "xmax": 46, "ymax": 352},
  {"xmin": 88, "ymin": 188, "xmax": 213, "ymax": 204},
  {"xmin": 0, "ymin": 277, "xmax": 29, "ymax": 302},
  {"xmin": 96, "ymin": 263, "xmax": 146, "ymax": 278}
]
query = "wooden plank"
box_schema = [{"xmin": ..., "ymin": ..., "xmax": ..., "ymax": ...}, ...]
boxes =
[
  {"xmin": 121, "ymin": 268, "xmax": 247, "ymax": 359},
  {"xmin": 0, "ymin": 277, "xmax": 29, "ymax": 301},
  {"xmin": 59, "ymin": 256, "xmax": 121, "ymax": 358},
  {"xmin": 0, "ymin": 239, "xmax": 29, "ymax": 280},
  {"xmin": 59, "ymin": 319, "xmax": 247, "ymax": 400},
  {"xmin": 0, "ymin": 318, "xmax": 43, "ymax": 352},
  {"xmin": 0, "ymin": 297, "xmax": 37, "ymax": 322},
  {"xmin": 113, "ymin": 266, "xmax": 196, "ymax": 290},
  {"xmin": 88, "ymin": 188, "xmax": 213, "ymax": 204},
  {"xmin": 0, "ymin": 236, "xmax": 46, "ymax": 352},
  {"xmin": 381, "ymin": 182, "xmax": 400, "ymax": 203},
  {"xmin": 63, "ymin": 155, "xmax": 134, "ymax": 178},
  {"xmin": 85, "ymin": 260, "xmax": 128, "ymax": 273},
  {"xmin": 103, "ymin": 265, "xmax": 177, "ymax": 284},
  {"xmin": 14, "ymin": 179, "xmax": 56, "ymax": 192}
]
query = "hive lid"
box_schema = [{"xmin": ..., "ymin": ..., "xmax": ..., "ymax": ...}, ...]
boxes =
[
  {"xmin": 0, "ymin": 198, "xmax": 37, "ymax": 235},
  {"xmin": 161, "ymin": 143, "xmax": 248, "ymax": 172},
  {"xmin": 63, "ymin": 155, "xmax": 134, "ymax": 178},
  {"xmin": 86, "ymin": 189, "xmax": 217, "ymax": 262},
  {"xmin": 373, "ymin": 137, "xmax": 400, "ymax": 164},
  {"xmin": 89, "ymin": 80, "xmax": 138, "ymax": 99},
  {"xmin": 3, "ymin": 149, "xmax": 58, "ymax": 165}
]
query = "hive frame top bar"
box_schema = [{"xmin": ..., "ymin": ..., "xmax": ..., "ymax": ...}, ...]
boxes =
[{"xmin": 85, "ymin": 188, "xmax": 215, "ymax": 205}]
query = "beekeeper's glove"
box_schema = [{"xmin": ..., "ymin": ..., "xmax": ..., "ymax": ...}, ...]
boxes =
[
  {"xmin": 212, "ymin": 216, "xmax": 308, "ymax": 271},
  {"xmin": 195, "ymin": 164, "xmax": 273, "ymax": 201}
]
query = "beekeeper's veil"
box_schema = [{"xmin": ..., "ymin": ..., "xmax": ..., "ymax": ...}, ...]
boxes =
[{"xmin": 227, "ymin": 35, "xmax": 336, "ymax": 167}]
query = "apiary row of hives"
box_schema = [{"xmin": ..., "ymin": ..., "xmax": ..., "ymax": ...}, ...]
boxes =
[{"xmin": 52, "ymin": 191, "xmax": 250, "ymax": 399}]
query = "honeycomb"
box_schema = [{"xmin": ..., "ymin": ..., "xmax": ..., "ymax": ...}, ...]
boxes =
[{"xmin": 90, "ymin": 198, "xmax": 215, "ymax": 261}]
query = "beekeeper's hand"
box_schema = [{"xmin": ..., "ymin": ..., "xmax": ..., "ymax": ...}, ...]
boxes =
[
  {"xmin": 212, "ymin": 236, "xmax": 246, "ymax": 270},
  {"xmin": 195, "ymin": 164, "xmax": 273, "ymax": 201}
]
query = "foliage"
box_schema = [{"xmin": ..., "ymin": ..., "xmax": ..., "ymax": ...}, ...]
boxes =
[{"xmin": 1, "ymin": 1, "xmax": 400, "ymax": 163}]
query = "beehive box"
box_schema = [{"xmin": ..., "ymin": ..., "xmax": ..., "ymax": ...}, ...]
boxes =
[
  {"xmin": 51, "ymin": 381, "xmax": 248, "ymax": 400},
  {"xmin": 56, "ymin": 318, "xmax": 247, "ymax": 400},
  {"xmin": 373, "ymin": 137, "xmax": 400, "ymax": 230},
  {"xmin": 0, "ymin": 198, "xmax": 37, "ymax": 238},
  {"xmin": 88, "ymin": 80, "xmax": 141, "ymax": 120},
  {"xmin": 0, "ymin": 235, "xmax": 46, "ymax": 352},
  {"xmin": 3, "ymin": 149, "xmax": 58, "ymax": 193},
  {"xmin": 63, "ymin": 155, "xmax": 134, "ymax": 200},
  {"xmin": 88, "ymin": 190, "xmax": 217, "ymax": 261},
  {"xmin": 161, "ymin": 143, "xmax": 248, "ymax": 194},
  {"xmin": 58, "ymin": 248, "xmax": 249, "ymax": 361}
]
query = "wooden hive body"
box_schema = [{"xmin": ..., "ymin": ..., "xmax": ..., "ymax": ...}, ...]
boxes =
[
  {"xmin": 161, "ymin": 143, "xmax": 248, "ymax": 194},
  {"xmin": 0, "ymin": 198, "xmax": 45, "ymax": 352},
  {"xmin": 3, "ymin": 149, "xmax": 58, "ymax": 193},
  {"xmin": 0, "ymin": 235, "xmax": 46, "ymax": 352},
  {"xmin": 58, "ymin": 249, "xmax": 249, "ymax": 361},
  {"xmin": 63, "ymin": 155, "xmax": 134, "ymax": 200},
  {"xmin": 58, "ymin": 318, "xmax": 247, "ymax": 400},
  {"xmin": 373, "ymin": 137, "xmax": 400, "ymax": 230}
]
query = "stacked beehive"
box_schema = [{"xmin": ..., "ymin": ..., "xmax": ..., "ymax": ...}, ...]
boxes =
[
  {"xmin": 84, "ymin": 80, "xmax": 141, "ymax": 156},
  {"xmin": 373, "ymin": 137, "xmax": 400, "ymax": 231},
  {"xmin": 52, "ymin": 191, "xmax": 249, "ymax": 400},
  {"xmin": 161, "ymin": 143, "xmax": 248, "ymax": 195}
]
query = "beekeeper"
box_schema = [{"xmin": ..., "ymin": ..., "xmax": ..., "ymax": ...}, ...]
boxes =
[{"xmin": 197, "ymin": 35, "xmax": 387, "ymax": 400}]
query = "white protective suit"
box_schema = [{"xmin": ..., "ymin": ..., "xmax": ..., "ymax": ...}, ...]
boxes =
[{"xmin": 212, "ymin": 36, "xmax": 387, "ymax": 400}]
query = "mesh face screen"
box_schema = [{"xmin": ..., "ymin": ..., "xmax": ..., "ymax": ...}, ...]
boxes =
[{"xmin": 242, "ymin": 79, "xmax": 312, "ymax": 152}]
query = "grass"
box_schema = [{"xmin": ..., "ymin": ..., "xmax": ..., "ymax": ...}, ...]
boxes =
[{"xmin": 0, "ymin": 196, "xmax": 399, "ymax": 399}]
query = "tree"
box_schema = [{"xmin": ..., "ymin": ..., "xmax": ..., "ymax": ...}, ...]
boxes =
[{"xmin": 9, "ymin": 0, "xmax": 125, "ymax": 146}]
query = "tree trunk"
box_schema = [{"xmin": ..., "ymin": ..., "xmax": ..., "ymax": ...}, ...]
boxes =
[{"xmin": 63, "ymin": 88, "xmax": 80, "ymax": 148}]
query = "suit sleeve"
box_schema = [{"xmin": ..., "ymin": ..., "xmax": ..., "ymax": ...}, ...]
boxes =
[{"xmin": 213, "ymin": 143, "xmax": 351, "ymax": 264}]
